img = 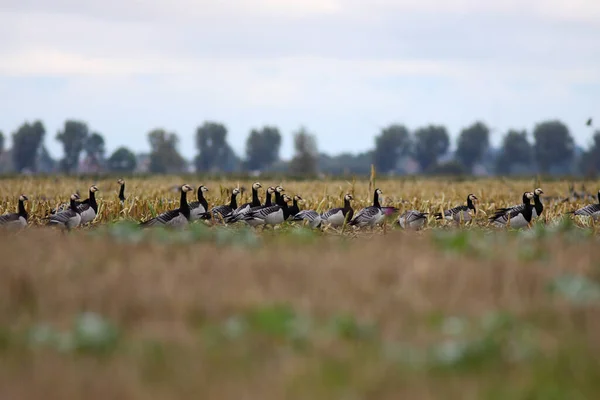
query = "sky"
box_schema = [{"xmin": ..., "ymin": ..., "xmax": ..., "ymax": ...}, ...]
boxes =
[{"xmin": 1, "ymin": 0, "xmax": 599, "ymax": 161}]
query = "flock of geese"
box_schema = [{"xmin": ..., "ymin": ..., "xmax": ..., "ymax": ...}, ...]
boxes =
[{"xmin": 0, "ymin": 179, "xmax": 599, "ymax": 232}]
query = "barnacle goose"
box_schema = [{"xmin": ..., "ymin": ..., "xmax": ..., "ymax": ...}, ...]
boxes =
[
  {"xmin": 117, "ymin": 178, "xmax": 126, "ymax": 204},
  {"xmin": 77, "ymin": 185, "xmax": 100, "ymax": 225},
  {"xmin": 493, "ymin": 188, "xmax": 544, "ymax": 220},
  {"xmin": 291, "ymin": 209, "xmax": 322, "ymax": 228},
  {"xmin": 489, "ymin": 192, "xmax": 535, "ymax": 229},
  {"xmin": 0, "ymin": 194, "xmax": 29, "ymax": 228},
  {"xmin": 320, "ymin": 193, "xmax": 354, "ymax": 228},
  {"xmin": 210, "ymin": 187, "xmax": 240, "ymax": 221},
  {"xmin": 139, "ymin": 184, "xmax": 194, "ymax": 228},
  {"xmin": 349, "ymin": 188, "xmax": 385, "ymax": 228},
  {"xmin": 570, "ymin": 189, "xmax": 600, "ymax": 221},
  {"xmin": 224, "ymin": 182, "xmax": 262, "ymax": 223},
  {"xmin": 242, "ymin": 194, "xmax": 292, "ymax": 227},
  {"xmin": 189, "ymin": 185, "xmax": 210, "ymax": 221},
  {"xmin": 434, "ymin": 194, "xmax": 478, "ymax": 223},
  {"xmin": 241, "ymin": 186, "xmax": 276, "ymax": 227},
  {"xmin": 47, "ymin": 193, "xmax": 82, "ymax": 230},
  {"xmin": 397, "ymin": 210, "xmax": 428, "ymax": 230},
  {"xmin": 272, "ymin": 185, "xmax": 285, "ymax": 206},
  {"xmin": 287, "ymin": 195, "xmax": 302, "ymax": 219}
]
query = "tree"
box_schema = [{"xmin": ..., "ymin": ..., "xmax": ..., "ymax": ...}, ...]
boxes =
[
  {"xmin": 148, "ymin": 129, "xmax": 186, "ymax": 173},
  {"xmin": 195, "ymin": 122, "xmax": 236, "ymax": 172},
  {"xmin": 413, "ymin": 125, "xmax": 450, "ymax": 171},
  {"xmin": 373, "ymin": 124, "xmax": 411, "ymax": 173},
  {"xmin": 0, "ymin": 131, "xmax": 4, "ymax": 153},
  {"xmin": 108, "ymin": 147, "xmax": 137, "ymax": 173},
  {"xmin": 533, "ymin": 120, "xmax": 574, "ymax": 173},
  {"xmin": 495, "ymin": 130, "xmax": 532, "ymax": 175},
  {"xmin": 245, "ymin": 126, "xmax": 282, "ymax": 171},
  {"xmin": 579, "ymin": 130, "xmax": 600, "ymax": 175},
  {"xmin": 56, "ymin": 120, "xmax": 89, "ymax": 173},
  {"xmin": 85, "ymin": 132, "xmax": 105, "ymax": 164},
  {"xmin": 289, "ymin": 127, "xmax": 319, "ymax": 175},
  {"xmin": 12, "ymin": 120, "xmax": 46, "ymax": 173},
  {"xmin": 455, "ymin": 121, "xmax": 490, "ymax": 172}
]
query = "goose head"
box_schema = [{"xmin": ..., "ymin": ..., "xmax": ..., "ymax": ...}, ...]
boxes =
[
  {"xmin": 71, "ymin": 193, "xmax": 81, "ymax": 201},
  {"xmin": 534, "ymin": 188, "xmax": 544, "ymax": 196},
  {"xmin": 232, "ymin": 188, "xmax": 241, "ymax": 197},
  {"xmin": 117, "ymin": 178, "xmax": 125, "ymax": 185},
  {"xmin": 375, "ymin": 188, "xmax": 383, "ymax": 196},
  {"xmin": 344, "ymin": 194, "xmax": 354, "ymax": 201},
  {"xmin": 199, "ymin": 185, "xmax": 209, "ymax": 193},
  {"xmin": 252, "ymin": 182, "xmax": 262, "ymax": 190},
  {"xmin": 267, "ymin": 186, "xmax": 276, "ymax": 195},
  {"xmin": 19, "ymin": 195, "xmax": 28, "ymax": 202},
  {"xmin": 468, "ymin": 194, "xmax": 478, "ymax": 202},
  {"xmin": 293, "ymin": 194, "xmax": 303, "ymax": 202},
  {"xmin": 282, "ymin": 194, "xmax": 292, "ymax": 203},
  {"xmin": 181, "ymin": 184, "xmax": 193, "ymax": 193},
  {"xmin": 276, "ymin": 186, "xmax": 285, "ymax": 193},
  {"xmin": 90, "ymin": 185, "xmax": 99, "ymax": 193}
]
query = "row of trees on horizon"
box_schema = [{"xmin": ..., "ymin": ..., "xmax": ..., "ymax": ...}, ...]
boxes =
[{"xmin": 0, "ymin": 118, "xmax": 598, "ymax": 177}]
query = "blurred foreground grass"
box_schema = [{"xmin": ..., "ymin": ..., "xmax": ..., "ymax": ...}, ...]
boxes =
[{"xmin": 1, "ymin": 220, "xmax": 600, "ymax": 399}]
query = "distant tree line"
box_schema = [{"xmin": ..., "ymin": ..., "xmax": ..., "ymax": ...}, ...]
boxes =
[{"xmin": 0, "ymin": 118, "xmax": 598, "ymax": 177}]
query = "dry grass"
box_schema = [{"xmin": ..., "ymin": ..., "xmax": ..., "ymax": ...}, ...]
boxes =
[
  {"xmin": 0, "ymin": 176, "xmax": 598, "ymax": 228},
  {"xmin": 0, "ymin": 177, "xmax": 600, "ymax": 399}
]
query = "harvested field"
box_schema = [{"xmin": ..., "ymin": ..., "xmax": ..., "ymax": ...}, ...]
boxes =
[{"xmin": 0, "ymin": 177, "xmax": 599, "ymax": 399}]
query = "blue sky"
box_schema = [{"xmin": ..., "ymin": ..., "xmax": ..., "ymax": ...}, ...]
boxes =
[{"xmin": 1, "ymin": 0, "xmax": 599, "ymax": 160}]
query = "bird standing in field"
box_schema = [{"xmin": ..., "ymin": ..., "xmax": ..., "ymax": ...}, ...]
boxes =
[
  {"xmin": 492, "ymin": 187, "xmax": 544, "ymax": 223},
  {"xmin": 224, "ymin": 182, "xmax": 262, "ymax": 223},
  {"xmin": 139, "ymin": 184, "xmax": 194, "ymax": 228},
  {"xmin": 397, "ymin": 210, "xmax": 428, "ymax": 230},
  {"xmin": 242, "ymin": 194, "xmax": 292, "ymax": 227},
  {"xmin": 287, "ymin": 194, "xmax": 302, "ymax": 219},
  {"xmin": 349, "ymin": 188, "xmax": 385, "ymax": 228},
  {"xmin": 489, "ymin": 192, "xmax": 535, "ymax": 229},
  {"xmin": 570, "ymin": 189, "xmax": 600, "ymax": 221},
  {"xmin": 241, "ymin": 186, "xmax": 276, "ymax": 227},
  {"xmin": 210, "ymin": 187, "xmax": 240, "ymax": 222},
  {"xmin": 77, "ymin": 185, "xmax": 100, "ymax": 225},
  {"xmin": 189, "ymin": 185, "xmax": 210, "ymax": 222},
  {"xmin": 117, "ymin": 178, "xmax": 126, "ymax": 205},
  {"xmin": 0, "ymin": 194, "xmax": 29, "ymax": 229},
  {"xmin": 434, "ymin": 194, "xmax": 478, "ymax": 223},
  {"xmin": 320, "ymin": 193, "xmax": 354, "ymax": 228},
  {"xmin": 47, "ymin": 193, "xmax": 82, "ymax": 231}
]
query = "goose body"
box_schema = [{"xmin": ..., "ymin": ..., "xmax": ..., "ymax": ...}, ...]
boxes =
[
  {"xmin": 47, "ymin": 193, "xmax": 82, "ymax": 230},
  {"xmin": 490, "ymin": 192, "xmax": 535, "ymax": 228},
  {"xmin": 225, "ymin": 182, "xmax": 262, "ymax": 223},
  {"xmin": 242, "ymin": 194, "xmax": 291, "ymax": 226},
  {"xmin": 398, "ymin": 210, "xmax": 428, "ymax": 230},
  {"xmin": 291, "ymin": 209, "xmax": 322, "ymax": 228},
  {"xmin": 571, "ymin": 190, "xmax": 600, "ymax": 221},
  {"xmin": 242, "ymin": 186, "xmax": 280, "ymax": 227},
  {"xmin": 77, "ymin": 185, "xmax": 99, "ymax": 225},
  {"xmin": 320, "ymin": 194, "xmax": 354, "ymax": 228},
  {"xmin": 349, "ymin": 189, "xmax": 384, "ymax": 228},
  {"xmin": 189, "ymin": 185, "xmax": 210, "ymax": 221},
  {"xmin": 434, "ymin": 194, "xmax": 478, "ymax": 223},
  {"xmin": 210, "ymin": 188, "xmax": 240, "ymax": 222},
  {"xmin": 493, "ymin": 188, "xmax": 544, "ymax": 220},
  {"xmin": 140, "ymin": 184, "xmax": 193, "ymax": 228},
  {"xmin": 0, "ymin": 195, "xmax": 29, "ymax": 228}
]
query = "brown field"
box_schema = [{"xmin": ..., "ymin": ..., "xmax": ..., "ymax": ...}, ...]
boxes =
[{"xmin": 0, "ymin": 177, "xmax": 600, "ymax": 399}]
